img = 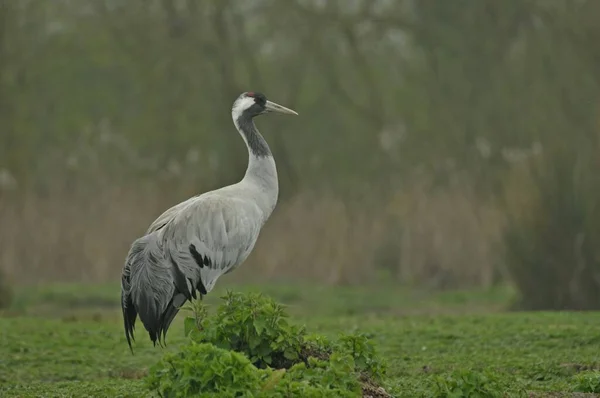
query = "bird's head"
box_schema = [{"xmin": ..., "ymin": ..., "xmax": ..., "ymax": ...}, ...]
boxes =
[{"xmin": 232, "ymin": 92, "xmax": 298, "ymax": 120}]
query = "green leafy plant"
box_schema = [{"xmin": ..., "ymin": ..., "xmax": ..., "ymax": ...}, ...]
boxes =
[
  {"xmin": 572, "ymin": 371, "xmax": 600, "ymax": 393},
  {"xmin": 146, "ymin": 342, "xmax": 266, "ymax": 398},
  {"xmin": 185, "ymin": 291, "xmax": 305, "ymax": 369},
  {"xmin": 432, "ymin": 369, "xmax": 526, "ymax": 398},
  {"xmin": 336, "ymin": 332, "xmax": 387, "ymax": 381},
  {"xmin": 270, "ymin": 354, "xmax": 362, "ymax": 397},
  {"xmin": 147, "ymin": 291, "xmax": 392, "ymax": 397}
]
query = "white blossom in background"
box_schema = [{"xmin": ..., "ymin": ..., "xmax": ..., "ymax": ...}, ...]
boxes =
[
  {"xmin": 166, "ymin": 159, "xmax": 182, "ymax": 176},
  {"xmin": 475, "ymin": 137, "xmax": 492, "ymax": 159},
  {"xmin": 531, "ymin": 141, "xmax": 543, "ymax": 156},
  {"xmin": 0, "ymin": 169, "xmax": 17, "ymax": 191},
  {"xmin": 86, "ymin": 119, "xmax": 158, "ymax": 172},
  {"xmin": 502, "ymin": 141, "xmax": 544, "ymax": 164},
  {"xmin": 66, "ymin": 155, "xmax": 79, "ymax": 169},
  {"xmin": 186, "ymin": 148, "xmax": 200, "ymax": 164},
  {"xmin": 502, "ymin": 148, "xmax": 528, "ymax": 163},
  {"xmin": 378, "ymin": 122, "xmax": 407, "ymax": 157}
]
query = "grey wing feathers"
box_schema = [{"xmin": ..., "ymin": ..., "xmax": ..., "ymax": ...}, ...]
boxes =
[
  {"xmin": 164, "ymin": 197, "xmax": 262, "ymax": 292},
  {"xmin": 122, "ymin": 231, "xmax": 177, "ymax": 349},
  {"xmin": 120, "ymin": 195, "xmax": 262, "ymax": 350},
  {"xmin": 146, "ymin": 197, "xmax": 196, "ymax": 233}
]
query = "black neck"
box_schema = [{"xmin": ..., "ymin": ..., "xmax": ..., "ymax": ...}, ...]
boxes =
[{"xmin": 236, "ymin": 115, "xmax": 272, "ymax": 158}]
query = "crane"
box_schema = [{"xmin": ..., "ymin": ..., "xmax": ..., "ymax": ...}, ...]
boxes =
[{"xmin": 121, "ymin": 92, "xmax": 298, "ymax": 351}]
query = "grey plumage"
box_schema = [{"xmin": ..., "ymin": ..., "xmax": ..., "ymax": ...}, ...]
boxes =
[{"xmin": 121, "ymin": 92, "xmax": 297, "ymax": 351}]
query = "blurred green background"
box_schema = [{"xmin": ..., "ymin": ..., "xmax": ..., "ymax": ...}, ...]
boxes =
[{"xmin": 1, "ymin": 0, "xmax": 600, "ymax": 310}]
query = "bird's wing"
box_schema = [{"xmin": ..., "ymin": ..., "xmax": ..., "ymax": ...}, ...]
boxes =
[
  {"xmin": 121, "ymin": 193, "xmax": 264, "ymax": 348},
  {"xmin": 160, "ymin": 194, "xmax": 263, "ymax": 296},
  {"xmin": 146, "ymin": 197, "xmax": 197, "ymax": 234}
]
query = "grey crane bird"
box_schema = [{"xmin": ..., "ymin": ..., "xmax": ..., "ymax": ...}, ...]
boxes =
[{"xmin": 121, "ymin": 92, "xmax": 298, "ymax": 351}]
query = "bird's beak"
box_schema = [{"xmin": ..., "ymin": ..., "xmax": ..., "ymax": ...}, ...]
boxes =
[{"xmin": 264, "ymin": 100, "xmax": 298, "ymax": 116}]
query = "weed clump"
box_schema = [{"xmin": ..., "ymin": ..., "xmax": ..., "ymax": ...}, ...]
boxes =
[
  {"xmin": 432, "ymin": 369, "xmax": 526, "ymax": 398},
  {"xmin": 146, "ymin": 343, "xmax": 263, "ymax": 397},
  {"xmin": 146, "ymin": 291, "xmax": 391, "ymax": 397},
  {"xmin": 184, "ymin": 290, "xmax": 305, "ymax": 370},
  {"xmin": 572, "ymin": 371, "xmax": 600, "ymax": 393}
]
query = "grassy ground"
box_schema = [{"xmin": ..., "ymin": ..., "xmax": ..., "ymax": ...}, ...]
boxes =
[{"xmin": 1, "ymin": 282, "xmax": 599, "ymax": 397}]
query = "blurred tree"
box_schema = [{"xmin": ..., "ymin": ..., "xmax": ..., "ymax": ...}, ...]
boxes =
[{"xmin": 2, "ymin": 0, "xmax": 600, "ymax": 294}]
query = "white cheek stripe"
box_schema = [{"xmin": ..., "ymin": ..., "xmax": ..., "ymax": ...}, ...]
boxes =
[{"xmin": 231, "ymin": 97, "xmax": 256, "ymax": 123}]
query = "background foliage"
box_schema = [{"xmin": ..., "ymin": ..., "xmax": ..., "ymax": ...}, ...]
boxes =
[{"xmin": 2, "ymin": 0, "xmax": 600, "ymax": 308}]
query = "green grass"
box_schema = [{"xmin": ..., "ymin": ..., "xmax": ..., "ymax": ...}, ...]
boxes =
[{"xmin": 1, "ymin": 282, "xmax": 600, "ymax": 397}]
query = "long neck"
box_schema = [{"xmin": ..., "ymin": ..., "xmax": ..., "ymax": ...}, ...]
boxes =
[{"xmin": 233, "ymin": 114, "xmax": 279, "ymax": 213}]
